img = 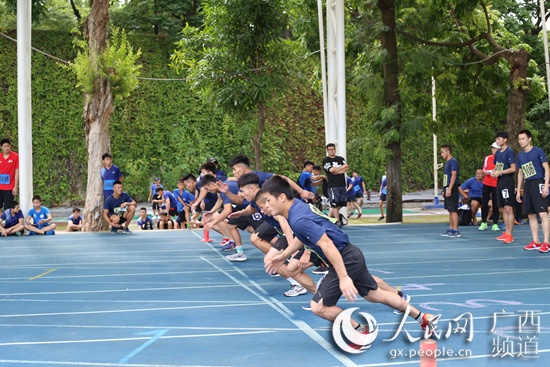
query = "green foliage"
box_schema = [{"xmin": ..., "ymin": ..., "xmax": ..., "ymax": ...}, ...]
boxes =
[{"xmin": 66, "ymin": 27, "xmax": 142, "ymax": 100}]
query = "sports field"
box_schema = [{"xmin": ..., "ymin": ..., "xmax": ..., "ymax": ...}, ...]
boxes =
[{"xmin": 0, "ymin": 223, "xmax": 547, "ymax": 366}]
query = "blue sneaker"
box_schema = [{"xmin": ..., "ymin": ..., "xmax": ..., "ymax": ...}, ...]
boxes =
[
  {"xmin": 122, "ymin": 228, "xmax": 132, "ymax": 234},
  {"xmin": 110, "ymin": 227, "xmax": 118, "ymax": 235},
  {"xmin": 45, "ymin": 230, "xmax": 55, "ymax": 235},
  {"xmin": 440, "ymin": 229, "xmax": 452, "ymax": 237},
  {"xmin": 454, "ymin": 230, "xmax": 461, "ymax": 237},
  {"xmin": 447, "ymin": 230, "xmax": 459, "ymax": 238},
  {"xmin": 29, "ymin": 231, "xmax": 36, "ymax": 236},
  {"xmin": 221, "ymin": 241, "xmax": 236, "ymax": 252}
]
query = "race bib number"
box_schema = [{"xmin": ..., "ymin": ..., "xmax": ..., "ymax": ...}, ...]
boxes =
[
  {"xmin": 0, "ymin": 174, "xmax": 10, "ymax": 185},
  {"xmin": 494, "ymin": 162, "xmax": 504, "ymax": 172},
  {"xmin": 353, "ymin": 185, "xmax": 361, "ymax": 192},
  {"xmin": 443, "ymin": 174, "xmax": 448, "ymax": 187},
  {"xmin": 521, "ymin": 162, "xmax": 537, "ymax": 179},
  {"xmin": 501, "ymin": 189, "xmax": 509, "ymax": 199},
  {"xmin": 114, "ymin": 207, "xmax": 126, "ymax": 216}
]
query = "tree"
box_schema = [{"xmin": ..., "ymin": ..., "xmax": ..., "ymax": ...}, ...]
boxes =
[
  {"xmin": 171, "ymin": 0, "xmax": 290, "ymax": 170},
  {"xmin": 66, "ymin": 2, "xmax": 141, "ymax": 231}
]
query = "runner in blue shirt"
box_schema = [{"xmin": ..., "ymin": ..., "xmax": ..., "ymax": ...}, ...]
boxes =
[
  {"xmin": 262, "ymin": 175, "xmax": 441, "ymax": 340},
  {"xmin": 491, "ymin": 131, "xmax": 517, "ymax": 244},
  {"xmin": 101, "ymin": 153, "xmax": 123, "ymax": 198},
  {"xmin": 440, "ymin": 145, "xmax": 461, "ymax": 237},
  {"xmin": 516, "ymin": 130, "xmax": 550, "ymax": 253},
  {"xmin": 351, "ymin": 170, "xmax": 367, "ymax": 217}
]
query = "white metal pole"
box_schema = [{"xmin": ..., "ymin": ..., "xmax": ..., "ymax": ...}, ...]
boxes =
[
  {"xmin": 335, "ymin": 0, "xmax": 346, "ymax": 160},
  {"xmin": 317, "ymin": 0, "xmax": 330, "ymax": 145},
  {"xmin": 432, "ymin": 75, "xmax": 438, "ymax": 205},
  {"xmin": 326, "ymin": 0, "xmax": 337, "ymax": 145},
  {"xmin": 540, "ymin": 0, "xmax": 550, "ymax": 114},
  {"xmin": 17, "ymin": 0, "xmax": 33, "ymax": 213}
]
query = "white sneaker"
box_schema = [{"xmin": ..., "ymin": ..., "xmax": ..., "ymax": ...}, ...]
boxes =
[
  {"xmin": 284, "ymin": 285, "xmax": 307, "ymax": 297},
  {"xmin": 226, "ymin": 252, "xmax": 247, "ymax": 262}
]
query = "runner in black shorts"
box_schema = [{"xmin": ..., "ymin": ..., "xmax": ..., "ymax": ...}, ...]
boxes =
[
  {"xmin": 263, "ymin": 176, "xmax": 441, "ymax": 339},
  {"xmin": 440, "ymin": 145, "xmax": 461, "ymax": 238},
  {"xmin": 516, "ymin": 129, "xmax": 550, "ymax": 253},
  {"xmin": 491, "ymin": 131, "xmax": 517, "ymax": 244}
]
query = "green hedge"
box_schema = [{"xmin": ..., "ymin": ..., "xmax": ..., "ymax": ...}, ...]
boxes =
[{"xmin": 0, "ymin": 30, "xmax": 487, "ymax": 206}]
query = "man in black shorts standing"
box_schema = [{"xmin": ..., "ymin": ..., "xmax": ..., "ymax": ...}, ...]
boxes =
[
  {"xmin": 440, "ymin": 145, "xmax": 461, "ymax": 237},
  {"xmin": 322, "ymin": 143, "xmax": 349, "ymax": 227}
]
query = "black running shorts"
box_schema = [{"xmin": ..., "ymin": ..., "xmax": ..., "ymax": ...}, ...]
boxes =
[
  {"xmin": 523, "ymin": 179, "xmax": 549, "ymax": 215},
  {"xmin": 312, "ymin": 244, "xmax": 378, "ymax": 307}
]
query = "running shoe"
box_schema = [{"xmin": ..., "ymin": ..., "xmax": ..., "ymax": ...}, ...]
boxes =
[
  {"xmin": 491, "ymin": 224, "xmax": 500, "ymax": 231},
  {"xmin": 421, "ymin": 313, "xmax": 441, "ymax": 338},
  {"xmin": 226, "ymin": 252, "xmax": 247, "ymax": 262},
  {"xmin": 447, "ymin": 230, "xmax": 461, "ymax": 238},
  {"xmin": 221, "ymin": 241, "xmax": 236, "ymax": 252},
  {"xmin": 110, "ymin": 227, "xmax": 118, "ymax": 235},
  {"xmin": 302, "ymin": 304, "xmax": 312, "ymax": 311},
  {"xmin": 220, "ymin": 237, "xmax": 230, "ymax": 246},
  {"xmin": 357, "ymin": 213, "xmax": 363, "ymax": 219},
  {"xmin": 312, "ymin": 266, "xmax": 329, "ymax": 275},
  {"xmin": 478, "ymin": 222, "xmax": 488, "ymax": 231},
  {"xmin": 377, "ymin": 216, "xmax": 385, "ymax": 221},
  {"xmin": 539, "ymin": 242, "xmax": 549, "ymax": 253},
  {"xmin": 524, "ymin": 241, "xmax": 541, "ymax": 251},
  {"xmin": 496, "ymin": 232, "xmax": 508, "ymax": 241},
  {"xmin": 440, "ymin": 229, "xmax": 452, "ymax": 237},
  {"xmin": 348, "ymin": 324, "xmax": 374, "ymax": 350},
  {"xmin": 284, "ymin": 285, "xmax": 307, "ymax": 297},
  {"xmin": 122, "ymin": 228, "xmax": 132, "ymax": 234},
  {"xmin": 503, "ymin": 235, "xmax": 514, "ymax": 244},
  {"xmin": 45, "ymin": 230, "xmax": 55, "ymax": 235}
]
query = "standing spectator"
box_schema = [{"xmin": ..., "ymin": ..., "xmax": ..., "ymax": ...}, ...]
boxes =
[
  {"xmin": 101, "ymin": 153, "xmax": 123, "ymax": 199},
  {"xmin": 25, "ymin": 195, "xmax": 57, "ymax": 235},
  {"xmin": 0, "ymin": 138, "xmax": 19, "ymax": 211},
  {"xmin": 103, "ymin": 181, "xmax": 136, "ymax": 234},
  {"xmin": 491, "ymin": 131, "xmax": 517, "ymax": 244},
  {"xmin": 346, "ymin": 176, "xmax": 362, "ymax": 218},
  {"xmin": 0, "ymin": 200, "xmax": 24, "ymax": 236},
  {"xmin": 458, "ymin": 169, "xmax": 484, "ymax": 226},
  {"xmin": 479, "ymin": 142, "xmax": 500, "ymax": 231},
  {"xmin": 148, "ymin": 178, "xmax": 163, "ymax": 220},
  {"xmin": 515, "ymin": 130, "xmax": 550, "ymax": 252},
  {"xmin": 378, "ymin": 171, "xmax": 387, "ymax": 221},
  {"xmin": 67, "ymin": 207, "xmax": 83, "ymax": 232},
  {"xmin": 322, "ymin": 143, "xmax": 349, "ymax": 227},
  {"xmin": 440, "ymin": 145, "xmax": 461, "ymax": 237},
  {"xmin": 351, "ymin": 170, "xmax": 367, "ymax": 217}
]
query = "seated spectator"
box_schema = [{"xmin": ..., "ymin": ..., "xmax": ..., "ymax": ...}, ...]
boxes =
[
  {"xmin": 157, "ymin": 211, "xmax": 174, "ymax": 229},
  {"xmin": 0, "ymin": 200, "xmax": 24, "ymax": 236},
  {"xmin": 148, "ymin": 178, "xmax": 163, "ymax": 220},
  {"xmin": 25, "ymin": 195, "xmax": 57, "ymax": 235},
  {"xmin": 67, "ymin": 207, "xmax": 83, "ymax": 232},
  {"xmin": 137, "ymin": 207, "xmax": 154, "ymax": 230},
  {"xmin": 458, "ymin": 169, "xmax": 484, "ymax": 226},
  {"xmin": 103, "ymin": 180, "xmax": 136, "ymax": 234}
]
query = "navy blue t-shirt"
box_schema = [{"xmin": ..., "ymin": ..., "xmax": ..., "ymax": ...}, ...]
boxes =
[
  {"xmin": 494, "ymin": 147, "xmax": 516, "ymax": 178},
  {"xmin": 254, "ymin": 171, "xmax": 274, "ymax": 187},
  {"xmin": 352, "ymin": 176, "xmax": 364, "ymax": 195},
  {"xmin": 517, "ymin": 146, "xmax": 548, "ymax": 181},
  {"xmin": 460, "ymin": 178, "xmax": 483, "ymax": 198},
  {"xmin": 443, "ymin": 157, "xmax": 460, "ymax": 187},
  {"xmin": 287, "ymin": 199, "xmax": 349, "ymax": 260},
  {"xmin": 104, "ymin": 192, "xmax": 134, "ymax": 216},
  {"xmin": 298, "ymin": 171, "xmax": 313, "ymax": 192},
  {"xmin": 250, "ymin": 200, "xmax": 280, "ymax": 229}
]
